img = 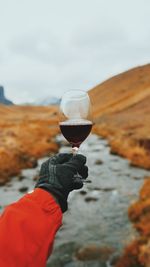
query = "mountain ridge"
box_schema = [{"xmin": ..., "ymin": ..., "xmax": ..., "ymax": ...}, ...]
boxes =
[{"xmin": 0, "ymin": 86, "xmax": 13, "ymax": 105}]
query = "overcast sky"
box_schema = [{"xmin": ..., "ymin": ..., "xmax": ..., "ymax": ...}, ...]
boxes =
[{"xmin": 0, "ymin": 0, "xmax": 150, "ymax": 104}]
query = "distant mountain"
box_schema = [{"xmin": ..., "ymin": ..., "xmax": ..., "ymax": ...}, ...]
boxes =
[
  {"xmin": 0, "ymin": 86, "xmax": 13, "ymax": 105},
  {"xmin": 35, "ymin": 96, "xmax": 60, "ymax": 106}
]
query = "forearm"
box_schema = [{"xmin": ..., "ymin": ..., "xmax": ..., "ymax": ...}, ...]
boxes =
[{"xmin": 0, "ymin": 188, "xmax": 62, "ymax": 267}]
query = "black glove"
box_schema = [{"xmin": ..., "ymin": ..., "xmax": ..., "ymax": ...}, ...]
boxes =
[{"xmin": 35, "ymin": 153, "xmax": 88, "ymax": 212}]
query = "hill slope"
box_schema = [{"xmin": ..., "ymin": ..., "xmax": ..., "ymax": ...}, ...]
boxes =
[
  {"xmin": 0, "ymin": 105, "xmax": 59, "ymax": 184},
  {"xmin": 89, "ymin": 64, "xmax": 150, "ymax": 117},
  {"xmin": 89, "ymin": 64, "xmax": 150, "ymax": 169}
]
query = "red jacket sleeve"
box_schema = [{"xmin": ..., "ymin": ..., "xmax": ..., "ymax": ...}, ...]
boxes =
[{"xmin": 0, "ymin": 188, "xmax": 63, "ymax": 267}]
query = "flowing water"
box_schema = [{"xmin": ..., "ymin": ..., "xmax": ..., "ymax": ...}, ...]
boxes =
[{"xmin": 0, "ymin": 134, "xmax": 150, "ymax": 267}]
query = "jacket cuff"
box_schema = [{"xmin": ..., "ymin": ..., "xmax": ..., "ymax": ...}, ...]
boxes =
[
  {"xmin": 36, "ymin": 184, "xmax": 68, "ymax": 213},
  {"xmin": 24, "ymin": 188, "xmax": 63, "ymax": 214}
]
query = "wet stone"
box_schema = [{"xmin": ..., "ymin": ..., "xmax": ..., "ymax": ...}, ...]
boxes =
[
  {"xmin": 132, "ymin": 176, "xmax": 144, "ymax": 180},
  {"xmin": 0, "ymin": 178, "xmax": 9, "ymax": 186},
  {"xmin": 79, "ymin": 190, "xmax": 87, "ymax": 195},
  {"xmin": 93, "ymin": 187, "xmax": 116, "ymax": 192},
  {"xmin": 95, "ymin": 159, "xmax": 103, "ymax": 165},
  {"xmin": 92, "ymin": 148, "xmax": 102, "ymax": 152},
  {"xmin": 75, "ymin": 244, "xmax": 114, "ymax": 262},
  {"xmin": 6, "ymin": 183, "xmax": 12, "ymax": 187},
  {"xmin": 18, "ymin": 174, "xmax": 26, "ymax": 181},
  {"xmin": 84, "ymin": 196, "xmax": 98, "ymax": 202},
  {"xmin": 110, "ymin": 150, "xmax": 118, "ymax": 156},
  {"xmin": 111, "ymin": 157, "xmax": 119, "ymax": 162},
  {"xmin": 19, "ymin": 186, "xmax": 29, "ymax": 193},
  {"xmin": 93, "ymin": 187, "xmax": 102, "ymax": 191}
]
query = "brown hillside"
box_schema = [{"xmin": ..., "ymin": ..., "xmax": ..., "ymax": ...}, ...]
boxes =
[
  {"xmin": 89, "ymin": 64, "xmax": 150, "ymax": 169},
  {"xmin": 0, "ymin": 105, "xmax": 59, "ymax": 184},
  {"xmin": 89, "ymin": 64, "xmax": 150, "ymax": 118}
]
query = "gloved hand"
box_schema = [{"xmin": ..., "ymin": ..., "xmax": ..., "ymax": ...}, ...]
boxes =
[{"xmin": 35, "ymin": 153, "xmax": 88, "ymax": 212}]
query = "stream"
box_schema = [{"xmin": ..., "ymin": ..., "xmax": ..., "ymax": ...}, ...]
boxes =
[{"xmin": 0, "ymin": 134, "xmax": 150, "ymax": 267}]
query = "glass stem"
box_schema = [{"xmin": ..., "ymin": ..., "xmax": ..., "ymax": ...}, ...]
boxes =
[
  {"xmin": 72, "ymin": 146, "xmax": 79, "ymax": 155},
  {"xmin": 72, "ymin": 146, "xmax": 91, "ymax": 184}
]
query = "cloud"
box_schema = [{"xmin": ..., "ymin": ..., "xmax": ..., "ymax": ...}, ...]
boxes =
[{"xmin": 0, "ymin": 0, "xmax": 150, "ymax": 103}]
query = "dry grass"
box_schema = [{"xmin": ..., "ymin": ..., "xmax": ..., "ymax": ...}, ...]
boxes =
[{"xmin": 0, "ymin": 105, "xmax": 59, "ymax": 183}]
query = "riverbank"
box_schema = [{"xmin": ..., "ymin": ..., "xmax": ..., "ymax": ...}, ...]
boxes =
[{"xmin": 116, "ymin": 178, "xmax": 150, "ymax": 267}]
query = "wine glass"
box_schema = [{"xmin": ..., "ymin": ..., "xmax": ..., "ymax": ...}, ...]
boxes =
[{"xmin": 59, "ymin": 90, "xmax": 93, "ymax": 181}]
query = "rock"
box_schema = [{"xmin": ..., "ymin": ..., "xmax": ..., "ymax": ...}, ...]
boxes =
[
  {"xmin": 79, "ymin": 190, "xmax": 87, "ymax": 195},
  {"xmin": 110, "ymin": 149, "xmax": 118, "ymax": 156},
  {"xmin": 93, "ymin": 187, "xmax": 115, "ymax": 192},
  {"xmin": 6, "ymin": 183, "xmax": 12, "ymax": 187},
  {"xmin": 75, "ymin": 244, "xmax": 114, "ymax": 261},
  {"xmin": 132, "ymin": 176, "xmax": 143, "ymax": 180},
  {"xmin": 0, "ymin": 86, "xmax": 13, "ymax": 105},
  {"xmin": 95, "ymin": 159, "xmax": 103, "ymax": 165},
  {"xmin": 84, "ymin": 196, "xmax": 98, "ymax": 202},
  {"xmin": 0, "ymin": 177, "xmax": 9, "ymax": 186},
  {"xmin": 93, "ymin": 187, "xmax": 102, "ymax": 191},
  {"xmin": 19, "ymin": 186, "xmax": 29, "ymax": 193},
  {"xmin": 18, "ymin": 174, "xmax": 26, "ymax": 181}
]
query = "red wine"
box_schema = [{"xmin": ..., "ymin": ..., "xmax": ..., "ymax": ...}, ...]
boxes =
[{"xmin": 59, "ymin": 120, "xmax": 93, "ymax": 148}]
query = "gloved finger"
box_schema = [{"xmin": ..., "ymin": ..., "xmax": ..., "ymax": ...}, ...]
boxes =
[
  {"xmin": 78, "ymin": 165, "xmax": 88, "ymax": 179},
  {"xmin": 73, "ymin": 177, "xmax": 83, "ymax": 190},
  {"xmin": 50, "ymin": 153, "xmax": 73, "ymax": 165},
  {"xmin": 66, "ymin": 154, "xmax": 86, "ymax": 172},
  {"xmin": 40, "ymin": 160, "xmax": 49, "ymax": 176}
]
